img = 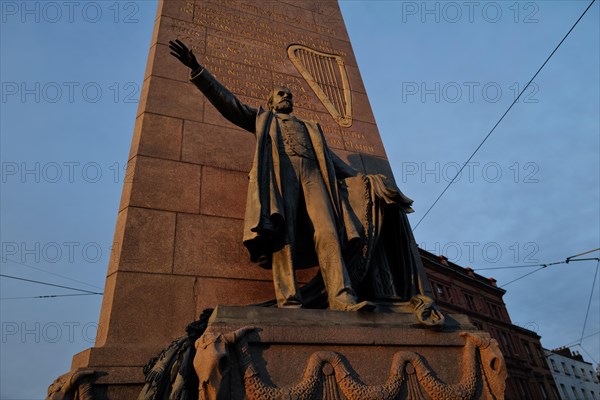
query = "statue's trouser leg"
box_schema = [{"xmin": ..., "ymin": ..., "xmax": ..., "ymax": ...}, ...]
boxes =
[
  {"xmin": 272, "ymin": 246, "xmax": 303, "ymax": 307},
  {"xmin": 271, "ymin": 155, "xmax": 303, "ymax": 308},
  {"xmin": 299, "ymin": 157, "xmax": 358, "ymax": 308}
]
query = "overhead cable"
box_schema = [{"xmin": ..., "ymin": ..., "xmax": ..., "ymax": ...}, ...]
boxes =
[
  {"xmin": 0, "ymin": 273, "xmax": 103, "ymax": 295},
  {"xmin": 579, "ymin": 260, "xmax": 599, "ymax": 345},
  {"xmin": 413, "ymin": 0, "xmax": 598, "ymax": 231},
  {"xmin": 1, "ymin": 256, "xmax": 103, "ymax": 290},
  {"xmin": 561, "ymin": 330, "xmax": 600, "ymax": 348},
  {"xmin": 474, "ymin": 248, "xmax": 599, "ymax": 273},
  {"xmin": 1, "ymin": 293, "xmax": 102, "ymax": 300}
]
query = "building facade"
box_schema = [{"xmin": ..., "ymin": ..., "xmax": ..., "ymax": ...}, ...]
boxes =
[
  {"xmin": 546, "ymin": 347, "xmax": 599, "ymax": 399},
  {"xmin": 420, "ymin": 249, "xmax": 561, "ymax": 399}
]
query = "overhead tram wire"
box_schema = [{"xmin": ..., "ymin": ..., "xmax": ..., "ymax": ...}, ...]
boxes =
[
  {"xmin": 1, "ymin": 293, "xmax": 102, "ymax": 300},
  {"xmin": 496, "ymin": 250, "xmax": 600, "ymax": 363},
  {"xmin": 0, "ymin": 273, "xmax": 103, "ymax": 295},
  {"xmin": 493, "ymin": 248, "xmax": 600, "ymax": 287},
  {"xmin": 412, "ymin": 0, "xmax": 598, "ymax": 231},
  {"xmin": 474, "ymin": 257, "xmax": 600, "ymax": 271},
  {"xmin": 502, "ymin": 254, "xmax": 600, "ymax": 363},
  {"xmin": 475, "ymin": 261, "xmax": 567, "ymax": 271},
  {"xmin": 1, "ymin": 256, "xmax": 103, "ymax": 290},
  {"xmin": 576, "ymin": 344, "xmax": 599, "ymax": 365},
  {"xmin": 474, "ymin": 248, "xmax": 599, "ymax": 271},
  {"xmin": 561, "ymin": 330, "xmax": 600, "ymax": 348},
  {"xmin": 500, "ymin": 265, "xmax": 548, "ymax": 288},
  {"xmin": 561, "ymin": 341, "xmax": 600, "ymax": 364},
  {"xmin": 567, "ymin": 247, "xmax": 600, "ymax": 262},
  {"xmin": 579, "ymin": 259, "xmax": 599, "ymax": 345}
]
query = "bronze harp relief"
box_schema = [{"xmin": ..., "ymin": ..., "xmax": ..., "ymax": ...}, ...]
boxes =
[{"xmin": 287, "ymin": 45, "xmax": 353, "ymax": 128}]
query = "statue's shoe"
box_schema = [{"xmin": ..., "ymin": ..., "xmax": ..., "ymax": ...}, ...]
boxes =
[
  {"xmin": 331, "ymin": 300, "xmax": 376, "ymax": 312},
  {"xmin": 279, "ymin": 303, "xmax": 303, "ymax": 309}
]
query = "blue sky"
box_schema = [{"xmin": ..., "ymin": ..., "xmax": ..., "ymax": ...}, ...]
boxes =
[{"xmin": 1, "ymin": 1, "xmax": 599, "ymax": 398}]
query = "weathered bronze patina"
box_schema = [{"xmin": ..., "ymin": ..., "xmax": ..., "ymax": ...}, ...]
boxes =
[
  {"xmin": 169, "ymin": 39, "xmax": 441, "ymax": 321},
  {"xmin": 46, "ymin": 2, "xmax": 509, "ymax": 398}
]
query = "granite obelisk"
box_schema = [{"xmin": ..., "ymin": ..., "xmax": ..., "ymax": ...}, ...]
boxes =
[{"xmin": 67, "ymin": 1, "xmax": 397, "ymax": 396}]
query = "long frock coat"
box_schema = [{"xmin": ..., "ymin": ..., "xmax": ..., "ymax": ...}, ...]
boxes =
[{"xmin": 190, "ymin": 68, "xmax": 362, "ymax": 268}]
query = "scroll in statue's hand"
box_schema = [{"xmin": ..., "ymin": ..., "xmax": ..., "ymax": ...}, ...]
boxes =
[{"xmin": 169, "ymin": 39, "xmax": 202, "ymax": 72}]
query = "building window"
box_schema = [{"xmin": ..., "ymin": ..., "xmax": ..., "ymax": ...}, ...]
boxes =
[
  {"xmin": 581, "ymin": 368, "xmax": 587, "ymax": 380},
  {"xmin": 432, "ymin": 281, "xmax": 453, "ymax": 303},
  {"xmin": 550, "ymin": 358, "xmax": 558, "ymax": 371},
  {"xmin": 522, "ymin": 341, "xmax": 535, "ymax": 364},
  {"xmin": 551, "ymin": 385, "xmax": 561, "ymax": 400},
  {"xmin": 518, "ymin": 379, "xmax": 528, "ymax": 397},
  {"xmin": 487, "ymin": 301, "xmax": 504, "ymax": 320},
  {"xmin": 572, "ymin": 386, "xmax": 579, "ymax": 399},
  {"xmin": 582, "ymin": 388, "xmax": 590, "ymax": 400},
  {"xmin": 562, "ymin": 361, "xmax": 570, "ymax": 375},
  {"xmin": 471, "ymin": 320, "xmax": 485, "ymax": 331},
  {"xmin": 573, "ymin": 365, "xmax": 580, "ymax": 378},
  {"xmin": 498, "ymin": 331, "xmax": 513, "ymax": 355},
  {"xmin": 538, "ymin": 382, "xmax": 548, "ymax": 399},
  {"xmin": 436, "ymin": 284, "xmax": 443, "ymax": 297},
  {"xmin": 536, "ymin": 346, "xmax": 546, "ymax": 366},
  {"xmin": 560, "ymin": 384, "xmax": 569, "ymax": 399},
  {"xmin": 464, "ymin": 292, "xmax": 476, "ymax": 310}
]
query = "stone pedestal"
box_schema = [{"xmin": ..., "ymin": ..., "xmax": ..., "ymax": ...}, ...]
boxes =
[
  {"xmin": 47, "ymin": 1, "xmax": 510, "ymax": 398},
  {"xmin": 51, "ymin": 307, "xmax": 507, "ymax": 399},
  {"xmin": 195, "ymin": 306, "xmax": 507, "ymax": 399}
]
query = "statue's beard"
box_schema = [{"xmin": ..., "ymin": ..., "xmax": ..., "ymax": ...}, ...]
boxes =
[{"xmin": 272, "ymin": 100, "xmax": 293, "ymax": 114}]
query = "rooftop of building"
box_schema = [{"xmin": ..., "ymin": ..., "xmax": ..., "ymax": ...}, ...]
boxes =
[
  {"xmin": 546, "ymin": 347, "xmax": 594, "ymax": 365},
  {"xmin": 419, "ymin": 248, "xmax": 506, "ymax": 294}
]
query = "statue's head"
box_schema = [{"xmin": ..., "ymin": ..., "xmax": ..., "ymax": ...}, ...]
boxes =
[{"xmin": 268, "ymin": 86, "xmax": 293, "ymax": 114}]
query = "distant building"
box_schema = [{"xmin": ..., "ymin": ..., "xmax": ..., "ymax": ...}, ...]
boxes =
[
  {"xmin": 545, "ymin": 347, "xmax": 599, "ymax": 399},
  {"xmin": 420, "ymin": 249, "xmax": 561, "ymax": 399}
]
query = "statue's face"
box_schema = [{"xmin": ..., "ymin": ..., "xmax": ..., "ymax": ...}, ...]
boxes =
[{"xmin": 270, "ymin": 87, "xmax": 293, "ymax": 113}]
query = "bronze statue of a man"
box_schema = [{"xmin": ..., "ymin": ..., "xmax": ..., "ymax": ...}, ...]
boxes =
[{"xmin": 170, "ymin": 40, "xmax": 372, "ymax": 312}]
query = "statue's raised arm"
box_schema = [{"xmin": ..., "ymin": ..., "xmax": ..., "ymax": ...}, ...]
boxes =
[
  {"xmin": 169, "ymin": 39, "xmax": 202, "ymax": 71},
  {"xmin": 169, "ymin": 39, "xmax": 257, "ymax": 133},
  {"xmin": 168, "ymin": 39, "xmax": 442, "ymax": 322}
]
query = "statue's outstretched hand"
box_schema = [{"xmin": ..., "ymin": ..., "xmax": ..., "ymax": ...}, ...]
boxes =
[{"xmin": 169, "ymin": 39, "xmax": 201, "ymax": 71}]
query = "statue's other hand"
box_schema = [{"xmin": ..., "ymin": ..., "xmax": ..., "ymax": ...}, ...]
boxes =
[{"xmin": 168, "ymin": 39, "xmax": 202, "ymax": 71}]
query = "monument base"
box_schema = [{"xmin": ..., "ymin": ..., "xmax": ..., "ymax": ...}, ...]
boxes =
[
  {"xmin": 48, "ymin": 344, "xmax": 160, "ymax": 399},
  {"xmin": 50, "ymin": 306, "xmax": 507, "ymax": 399},
  {"xmin": 196, "ymin": 306, "xmax": 507, "ymax": 399}
]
